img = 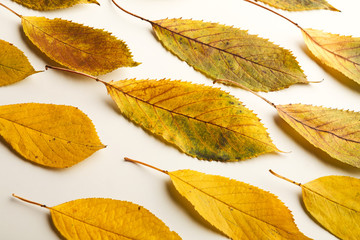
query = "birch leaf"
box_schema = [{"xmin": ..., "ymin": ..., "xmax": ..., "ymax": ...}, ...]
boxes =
[
  {"xmin": 255, "ymin": 0, "xmax": 339, "ymax": 11},
  {"xmin": 105, "ymin": 78, "xmax": 278, "ymax": 161},
  {"xmin": 0, "ymin": 39, "xmax": 38, "ymax": 86},
  {"xmin": 302, "ymin": 29, "xmax": 360, "ymax": 85},
  {"xmin": 13, "ymin": 195, "xmax": 181, "ymax": 240},
  {"xmin": 0, "ymin": 103, "xmax": 105, "ymax": 168},
  {"xmin": 21, "ymin": 16, "xmax": 139, "ymax": 75},
  {"xmin": 276, "ymin": 104, "xmax": 360, "ymax": 167},
  {"xmin": 271, "ymin": 171, "xmax": 360, "ymax": 240},
  {"xmin": 11, "ymin": 0, "xmax": 99, "ymax": 11}
]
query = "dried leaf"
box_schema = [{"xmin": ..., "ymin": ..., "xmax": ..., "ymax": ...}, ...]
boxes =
[
  {"xmin": 105, "ymin": 78, "xmax": 278, "ymax": 161},
  {"xmin": 301, "ymin": 176, "xmax": 360, "ymax": 239},
  {"xmin": 271, "ymin": 171, "xmax": 360, "ymax": 240},
  {"xmin": 13, "ymin": 195, "xmax": 181, "ymax": 239},
  {"xmin": 302, "ymin": 29, "xmax": 360, "ymax": 85},
  {"xmin": 254, "ymin": 0, "xmax": 339, "ymax": 11},
  {"xmin": 151, "ymin": 18, "xmax": 307, "ymax": 92},
  {"xmin": 11, "ymin": 0, "xmax": 99, "ymax": 11},
  {"xmin": 0, "ymin": 39, "xmax": 37, "ymax": 86},
  {"xmin": 276, "ymin": 104, "xmax": 360, "ymax": 167},
  {"xmin": 21, "ymin": 16, "xmax": 139, "ymax": 75},
  {"xmin": 0, "ymin": 103, "xmax": 105, "ymax": 168}
]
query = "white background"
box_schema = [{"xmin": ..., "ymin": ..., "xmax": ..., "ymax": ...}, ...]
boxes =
[{"xmin": 0, "ymin": 0, "xmax": 359, "ymax": 239}]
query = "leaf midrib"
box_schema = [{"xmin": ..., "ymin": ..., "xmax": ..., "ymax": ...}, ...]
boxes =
[
  {"xmin": 152, "ymin": 20, "xmax": 302, "ymax": 79},
  {"xmin": 107, "ymin": 81, "xmax": 277, "ymax": 150}
]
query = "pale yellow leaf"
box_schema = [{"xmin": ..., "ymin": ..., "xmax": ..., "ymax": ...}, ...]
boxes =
[
  {"xmin": 0, "ymin": 103, "xmax": 105, "ymax": 168},
  {"xmin": 302, "ymin": 29, "xmax": 360, "ymax": 85},
  {"xmin": 11, "ymin": 0, "xmax": 99, "ymax": 11},
  {"xmin": 255, "ymin": 0, "xmax": 339, "ymax": 11}
]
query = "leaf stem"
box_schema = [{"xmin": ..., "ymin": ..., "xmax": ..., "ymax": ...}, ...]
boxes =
[
  {"xmin": 45, "ymin": 65, "xmax": 106, "ymax": 84},
  {"xmin": 12, "ymin": 194, "xmax": 49, "ymax": 209},
  {"xmin": 0, "ymin": 3, "xmax": 22, "ymax": 18},
  {"xmin": 269, "ymin": 170, "xmax": 302, "ymax": 187},
  {"xmin": 111, "ymin": 0, "xmax": 151, "ymax": 23},
  {"xmin": 124, "ymin": 157, "xmax": 168, "ymax": 174},
  {"xmin": 214, "ymin": 79, "xmax": 277, "ymax": 109}
]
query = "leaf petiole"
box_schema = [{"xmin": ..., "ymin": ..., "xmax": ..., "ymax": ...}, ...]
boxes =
[
  {"xmin": 269, "ymin": 170, "xmax": 302, "ymax": 187},
  {"xmin": 12, "ymin": 194, "xmax": 49, "ymax": 209},
  {"xmin": 45, "ymin": 65, "xmax": 106, "ymax": 84},
  {"xmin": 0, "ymin": 3, "xmax": 22, "ymax": 18},
  {"xmin": 124, "ymin": 157, "xmax": 168, "ymax": 174}
]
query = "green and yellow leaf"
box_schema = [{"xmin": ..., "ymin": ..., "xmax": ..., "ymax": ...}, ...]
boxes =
[
  {"xmin": 21, "ymin": 16, "xmax": 139, "ymax": 76},
  {"xmin": 13, "ymin": 196, "xmax": 181, "ymax": 239},
  {"xmin": 169, "ymin": 169, "xmax": 310, "ymax": 239},
  {"xmin": 0, "ymin": 103, "xmax": 105, "ymax": 168},
  {"xmin": 151, "ymin": 19, "xmax": 307, "ymax": 92},
  {"xmin": 12, "ymin": 0, "xmax": 99, "ymax": 11},
  {"xmin": 276, "ymin": 104, "xmax": 360, "ymax": 167},
  {"xmin": 255, "ymin": 0, "xmax": 339, "ymax": 11},
  {"xmin": 302, "ymin": 29, "xmax": 360, "ymax": 85},
  {"xmin": 105, "ymin": 79, "xmax": 278, "ymax": 161},
  {"xmin": 301, "ymin": 175, "xmax": 360, "ymax": 239},
  {"xmin": 0, "ymin": 39, "xmax": 37, "ymax": 86}
]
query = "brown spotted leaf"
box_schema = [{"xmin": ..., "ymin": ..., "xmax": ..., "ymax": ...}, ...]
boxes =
[
  {"xmin": 276, "ymin": 104, "xmax": 360, "ymax": 167},
  {"xmin": 11, "ymin": 0, "xmax": 99, "ymax": 11},
  {"xmin": 0, "ymin": 103, "xmax": 105, "ymax": 168},
  {"xmin": 255, "ymin": 0, "xmax": 339, "ymax": 11},
  {"xmin": 105, "ymin": 79, "xmax": 278, "ymax": 161},
  {"xmin": 21, "ymin": 16, "xmax": 139, "ymax": 76},
  {"xmin": 0, "ymin": 39, "xmax": 38, "ymax": 86}
]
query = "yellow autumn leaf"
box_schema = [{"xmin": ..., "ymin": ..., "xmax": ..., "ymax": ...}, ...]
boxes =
[
  {"xmin": 104, "ymin": 78, "xmax": 278, "ymax": 161},
  {"xmin": 302, "ymin": 29, "xmax": 360, "ymax": 85},
  {"xmin": 276, "ymin": 104, "xmax": 360, "ymax": 168},
  {"xmin": 271, "ymin": 171, "xmax": 360, "ymax": 240},
  {"xmin": 125, "ymin": 158, "xmax": 311, "ymax": 240},
  {"xmin": 13, "ymin": 195, "xmax": 181, "ymax": 240},
  {"xmin": 17, "ymin": 15, "xmax": 139, "ymax": 75},
  {"xmin": 0, "ymin": 39, "xmax": 38, "ymax": 87},
  {"xmin": 112, "ymin": 1, "xmax": 307, "ymax": 92},
  {"xmin": 11, "ymin": 0, "xmax": 99, "ymax": 11},
  {"xmin": 0, "ymin": 103, "xmax": 105, "ymax": 168},
  {"xmin": 252, "ymin": 0, "xmax": 339, "ymax": 11}
]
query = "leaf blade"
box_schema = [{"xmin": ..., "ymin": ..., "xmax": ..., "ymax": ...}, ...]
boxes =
[
  {"xmin": 106, "ymin": 79, "xmax": 278, "ymax": 161},
  {"xmin": 276, "ymin": 104, "xmax": 360, "ymax": 167},
  {"xmin": 0, "ymin": 103, "xmax": 105, "ymax": 168},
  {"xmin": 152, "ymin": 18, "xmax": 307, "ymax": 92},
  {"xmin": 169, "ymin": 169, "xmax": 310, "ymax": 240},
  {"xmin": 255, "ymin": 0, "xmax": 339, "ymax": 11},
  {"xmin": 302, "ymin": 176, "xmax": 360, "ymax": 239},
  {"xmin": 302, "ymin": 28, "xmax": 360, "ymax": 85},
  {"xmin": 21, "ymin": 16, "xmax": 139, "ymax": 76},
  {"xmin": 11, "ymin": 0, "xmax": 99, "ymax": 11},
  {"xmin": 0, "ymin": 39, "xmax": 37, "ymax": 86},
  {"xmin": 50, "ymin": 198, "xmax": 181, "ymax": 239}
]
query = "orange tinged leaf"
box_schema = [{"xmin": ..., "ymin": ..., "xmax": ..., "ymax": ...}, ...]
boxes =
[
  {"xmin": 0, "ymin": 39, "xmax": 38, "ymax": 86},
  {"xmin": 125, "ymin": 158, "xmax": 311, "ymax": 240},
  {"xmin": 252, "ymin": 0, "xmax": 339, "ymax": 11},
  {"xmin": 105, "ymin": 78, "xmax": 278, "ymax": 161},
  {"xmin": 276, "ymin": 104, "xmax": 360, "ymax": 167},
  {"xmin": 271, "ymin": 171, "xmax": 360, "ymax": 240},
  {"xmin": 11, "ymin": 0, "xmax": 99, "ymax": 11},
  {"xmin": 20, "ymin": 16, "xmax": 139, "ymax": 75},
  {"xmin": 13, "ymin": 195, "xmax": 181, "ymax": 239},
  {"xmin": 302, "ymin": 29, "xmax": 360, "ymax": 85},
  {"xmin": 112, "ymin": 1, "xmax": 307, "ymax": 92},
  {"xmin": 0, "ymin": 103, "xmax": 105, "ymax": 168}
]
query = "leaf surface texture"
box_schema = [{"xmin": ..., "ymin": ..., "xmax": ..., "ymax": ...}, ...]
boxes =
[
  {"xmin": 256, "ymin": 0, "xmax": 338, "ymax": 11},
  {"xmin": 276, "ymin": 104, "xmax": 360, "ymax": 167},
  {"xmin": 50, "ymin": 198, "xmax": 181, "ymax": 239},
  {"xmin": 105, "ymin": 79, "xmax": 278, "ymax": 161},
  {"xmin": 0, "ymin": 103, "xmax": 104, "ymax": 168},
  {"xmin": 21, "ymin": 16, "xmax": 139, "ymax": 76},
  {"xmin": 0, "ymin": 39, "xmax": 37, "ymax": 86},
  {"xmin": 301, "ymin": 176, "xmax": 360, "ymax": 239},
  {"xmin": 152, "ymin": 18, "xmax": 307, "ymax": 92},
  {"xmin": 169, "ymin": 169, "xmax": 310, "ymax": 240},
  {"xmin": 12, "ymin": 0, "xmax": 98, "ymax": 11},
  {"xmin": 302, "ymin": 29, "xmax": 360, "ymax": 84}
]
